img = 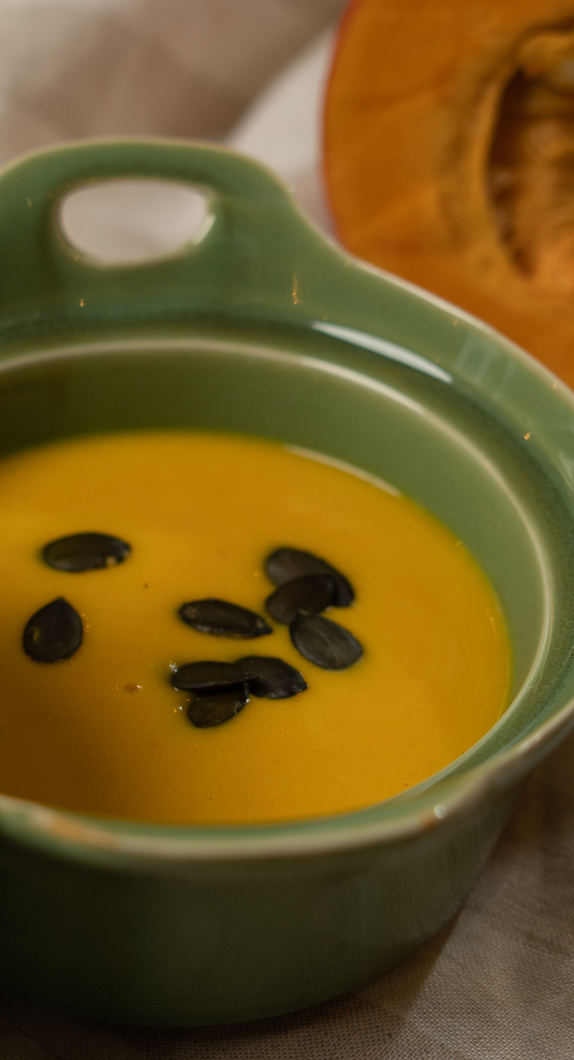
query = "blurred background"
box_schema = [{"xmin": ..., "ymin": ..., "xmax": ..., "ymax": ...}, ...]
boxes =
[{"xmin": 0, "ymin": 0, "xmax": 346, "ymax": 258}]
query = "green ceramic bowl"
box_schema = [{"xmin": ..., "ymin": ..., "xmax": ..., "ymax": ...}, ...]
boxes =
[{"xmin": 0, "ymin": 139, "xmax": 573, "ymax": 1026}]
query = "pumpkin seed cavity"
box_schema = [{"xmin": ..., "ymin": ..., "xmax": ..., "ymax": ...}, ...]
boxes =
[
  {"xmin": 23, "ymin": 597, "xmax": 83, "ymax": 663},
  {"xmin": 179, "ymin": 598, "xmax": 271, "ymax": 638},
  {"xmin": 265, "ymin": 547, "xmax": 354, "ymax": 607},
  {"xmin": 187, "ymin": 683, "xmax": 250, "ymax": 728},
  {"xmin": 290, "ymin": 612, "xmax": 363, "ymax": 670},
  {"xmin": 42, "ymin": 532, "xmax": 131, "ymax": 572},
  {"xmin": 266, "ymin": 573, "xmax": 335, "ymax": 624}
]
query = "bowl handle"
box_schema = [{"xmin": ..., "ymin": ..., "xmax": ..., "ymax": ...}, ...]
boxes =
[{"xmin": 0, "ymin": 138, "xmax": 335, "ymax": 335}]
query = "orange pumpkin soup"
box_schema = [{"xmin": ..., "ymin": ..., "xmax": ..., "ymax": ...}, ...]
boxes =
[{"xmin": 0, "ymin": 431, "xmax": 511, "ymax": 824}]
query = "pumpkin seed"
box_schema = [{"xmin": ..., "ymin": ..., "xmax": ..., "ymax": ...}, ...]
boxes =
[
  {"xmin": 172, "ymin": 656, "xmax": 307, "ymax": 699},
  {"xmin": 23, "ymin": 597, "xmax": 83, "ymax": 663},
  {"xmin": 290, "ymin": 612, "xmax": 362, "ymax": 670},
  {"xmin": 187, "ymin": 683, "xmax": 249, "ymax": 727},
  {"xmin": 43, "ymin": 532, "xmax": 131, "ymax": 572},
  {"xmin": 265, "ymin": 547, "xmax": 354, "ymax": 606},
  {"xmin": 179, "ymin": 598, "xmax": 272, "ymax": 638},
  {"xmin": 266, "ymin": 573, "xmax": 335, "ymax": 624},
  {"xmin": 237, "ymin": 656, "xmax": 308, "ymax": 698},
  {"xmin": 171, "ymin": 659, "xmax": 242, "ymax": 692}
]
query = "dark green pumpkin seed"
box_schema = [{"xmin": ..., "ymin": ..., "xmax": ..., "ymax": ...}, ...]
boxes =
[
  {"xmin": 179, "ymin": 598, "xmax": 272, "ymax": 638},
  {"xmin": 265, "ymin": 548, "xmax": 354, "ymax": 606},
  {"xmin": 42, "ymin": 532, "xmax": 131, "ymax": 572},
  {"xmin": 171, "ymin": 659, "xmax": 242, "ymax": 692},
  {"xmin": 187, "ymin": 683, "xmax": 249, "ymax": 727},
  {"xmin": 237, "ymin": 656, "xmax": 308, "ymax": 698},
  {"xmin": 172, "ymin": 657, "xmax": 307, "ymax": 699},
  {"xmin": 23, "ymin": 597, "xmax": 83, "ymax": 663},
  {"xmin": 290, "ymin": 612, "xmax": 362, "ymax": 670},
  {"xmin": 265, "ymin": 573, "xmax": 335, "ymax": 624}
]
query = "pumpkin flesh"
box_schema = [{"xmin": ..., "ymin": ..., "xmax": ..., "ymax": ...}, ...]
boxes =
[{"xmin": 324, "ymin": 0, "xmax": 574, "ymax": 387}]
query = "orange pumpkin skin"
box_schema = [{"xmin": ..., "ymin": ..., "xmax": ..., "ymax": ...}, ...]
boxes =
[{"xmin": 324, "ymin": 0, "xmax": 574, "ymax": 388}]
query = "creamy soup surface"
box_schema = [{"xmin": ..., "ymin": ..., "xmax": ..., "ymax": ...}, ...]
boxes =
[{"xmin": 0, "ymin": 431, "xmax": 511, "ymax": 824}]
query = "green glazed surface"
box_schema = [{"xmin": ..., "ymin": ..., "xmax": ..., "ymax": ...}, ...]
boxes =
[{"xmin": 0, "ymin": 139, "xmax": 573, "ymax": 1024}]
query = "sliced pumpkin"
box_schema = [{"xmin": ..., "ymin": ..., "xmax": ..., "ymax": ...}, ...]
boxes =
[{"xmin": 324, "ymin": 0, "xmax": 574, "ymax": 387}]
